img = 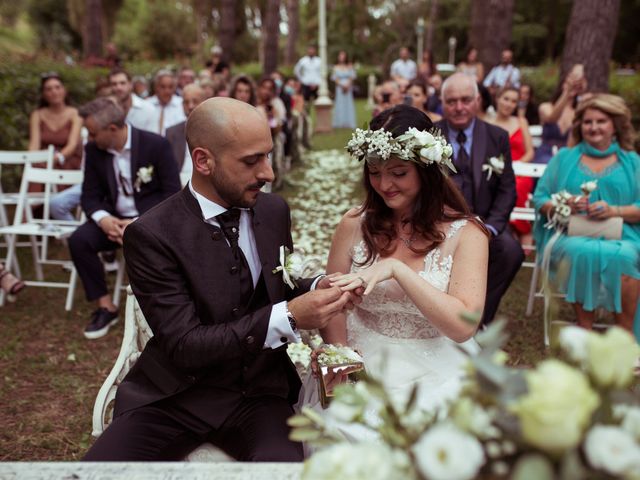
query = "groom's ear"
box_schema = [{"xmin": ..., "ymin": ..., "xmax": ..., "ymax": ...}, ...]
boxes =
[{"xmin": 192, "ymin": 147, "xmax": 215, "ymax": 176}]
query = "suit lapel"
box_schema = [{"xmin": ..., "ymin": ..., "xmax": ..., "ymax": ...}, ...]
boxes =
[
  {"xmin": 129, "ymin": 127, "xmax": 140, "ymax": 188},
  {"xmin": 251, "ymin": 196, "xmax": 279, "ymax": 304},
  {"xmin": 471, "ymin": 120, "xmax": 487, "ymax": 195}
]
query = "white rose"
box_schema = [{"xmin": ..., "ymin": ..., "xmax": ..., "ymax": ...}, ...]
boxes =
[
  {"xmin": 451, "ymin": 397, "xmax": 499, "ymax": 439},
  {"xmin": 411, "ymin": 129, "xmax": 435, "ymax": 146},
  {"xmin": 558, "ymin": 326, "xmax": 591, "ymax": 364},
  {"xmin": 303, "ymin": 442, "xmax": 411, "ymax": 480},
  {"xmin": 413, "ymin": 423, "xmax": 485, "ymax": 480},
  {"xmin": 580, "ymin": 180, "xmax": 598, "ymax": 194},
  {"xmin": 489, "ymin": 157, "xmax": 504, "ymax": 171},
  {"xmin": 510, "ymin": 360, "xmax": 599, "ymax": 455},
  {"xmin": 442, "ymin": 143, "xmax": 453, "ymax": 158},
  {"xmin": 585, "ymin": 327, "xmax": 640, "ymax": 389},
  {"xmin": 584, "ymin": 425, "xmax": 640, "ymax": 476},
  {"xmin": 620, "ymin": 406, "xmax": 640, "ymax": 440},
  {"xmin": 420, "ymin": 143, "xmax": 443, "ymax": 163}
]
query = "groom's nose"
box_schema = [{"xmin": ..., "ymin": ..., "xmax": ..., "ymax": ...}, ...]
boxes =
[{"xmin": 255, "ymin": 154, "xmax": 275, "ymax": 183}]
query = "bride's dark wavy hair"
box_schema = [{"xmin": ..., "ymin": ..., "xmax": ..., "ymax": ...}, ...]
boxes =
[{"xmin": 357, "ymin": 104, "xmax": 487, "ymax": 265}]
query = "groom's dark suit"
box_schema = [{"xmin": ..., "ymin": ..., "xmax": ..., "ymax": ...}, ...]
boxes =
[
  {"xmin": 437, "ymin": 119, "xmax": 524, "ymax": 325},
  {"xmin": 84, "ymin": 187, "xmax": 312, "ymax": 461}
]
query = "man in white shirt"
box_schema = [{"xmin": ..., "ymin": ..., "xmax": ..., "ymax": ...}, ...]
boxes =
[
  {"xmin": 146, "ymin": 69, "xmax": 186, "ymax": 136},
  {"xmin": 166, "ymin": 83, "xmax": 206, "ymax": 182},
  {"xmin": 109, "ymin": 69, "xmax": 156, "ymax": 133},
  {"xmin": 390, "ymin": 46, "xmax": 417, "ymax": 89},
  {"xmin": 483, "ymin": 49, "xmax": 521, "ymax": 95},
  {"xmin": 68, "ymin": 98, "xmax": 180, "ymax": 340},
  {"xmin": 293, "ymin": 45, "xmax": 322, "ymax": 101},
  {"xmin": 83, "ymin": 97, "xmax": 359, "ymax": 461}
]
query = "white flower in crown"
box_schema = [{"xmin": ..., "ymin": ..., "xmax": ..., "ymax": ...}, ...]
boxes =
[
  {"xmin": 346, "ymin": 127, "xmax": 456, "ymax": 172},
  {"xmin": 482, "ymin": 155, "xmax": 505, "ymax": 180},
  {"xmin": 134, "ymin": 165, "xmax": 154, "ymax": 192}
]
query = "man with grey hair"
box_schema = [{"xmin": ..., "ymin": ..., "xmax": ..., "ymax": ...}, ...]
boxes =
[
  {"xmin": 436, "ymin": 72, "xmax": 522, "ymax": 326},
  {"xmin": 146, "ymin": 69, "xmax": 185, "ymax": 135},
  {"xmin": 166, "ymin": 83, "xmax": 206, "ymax": 179},
  {"xmin": 69, "ymin": 97, "xmax": 180, "ymax": 339}
]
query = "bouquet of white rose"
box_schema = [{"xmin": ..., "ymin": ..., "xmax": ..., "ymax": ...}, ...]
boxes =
[{"xmin": 289, "ymin": 321, "xmax": 640, "ymax": 480}]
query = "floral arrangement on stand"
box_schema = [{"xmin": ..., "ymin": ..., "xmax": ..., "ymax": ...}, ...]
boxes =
[{"xmin": 289, "ymin": 321, "xmax": 640, "ymax": 480}]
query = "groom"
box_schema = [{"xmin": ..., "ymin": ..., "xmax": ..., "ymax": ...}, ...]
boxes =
[{"xmin": 84, "ymin": 98, "xmax": 356, "ymax": 461}]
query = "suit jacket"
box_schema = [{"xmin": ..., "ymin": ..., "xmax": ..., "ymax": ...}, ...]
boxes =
[
  {"xmin": 81, "ymin": 127, "xmax": 181, "ymax": 219},
  {"xmin": 165, "ymin": 121, "xmax": 187, "ymax": 171},
  {"xmin": 116, "ymin": 188, "xmax": 313, "ymax": 427},
  {"xmin": 437, "ymin": 119, "xmax": 516, "ymax": 233}
]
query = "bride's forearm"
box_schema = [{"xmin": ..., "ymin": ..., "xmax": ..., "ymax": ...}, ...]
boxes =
[
  {"xmin": 392, "ymin": 262, "xmax": 478, "ymax": 342},
  {"xmin": 319, "ymin": 313, "xmax": 348, "ymax": 345}
]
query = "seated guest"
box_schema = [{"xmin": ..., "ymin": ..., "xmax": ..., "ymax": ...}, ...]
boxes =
[
  {"xmin": 485, "ymin": 86, "xmax": 535, "ymax": 249},
  {"xmin": 176, "ymin": 67, "xmax": 196, "ymax": 96},
  {"xmin": 109, "ymin": 68, "xmax": 156, "ymax": 132},
  {"xmin": 436, "ymin": 73, "xmax": 522, "ymax": 326},
  {"xmin": 256, "ymin": 77, "xmax": 287, "ymax": 137},
  {"xmin": 166, "ymin": 84, "xmax": 206, "ymax": 179},
  {"xmin": 132, "ymin": 76, "xmax": 149, "ymax": 99},
  {"xmin": 229, "ymin": 74, "xmax": 257, "ymax": 106},
  {"xmin": 29, "ymin": 72, "xmax": 82, "ymax": 174},
  {"xmin": 426, "ymin": 72, "xmax": 443, "ymax": 115},
  {"xmin": 533, "ymin": 94, "xmax": 640, "ymax": 336},
  {"xmin": 0, "ymin": 263, "xmax": 25, "ymax": 297},
  {"xmin": 517, "ymin": 83, "xmax": 539, "ymax": 126},
  {"xmin": 407, "ymin": 80, "xmax": 442, "ymax": 122},
  {"xmin": 69, "ymin": 98, "xmax": 180, "ymax": 339},
  {"xmin": 146, "ymin": 69, "xmax": 186, "ymax": 135}
]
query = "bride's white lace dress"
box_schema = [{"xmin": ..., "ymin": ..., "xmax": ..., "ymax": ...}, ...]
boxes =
[
  {"xmin": 345, "ymin": 219, "xmax": 478, "ymax": 413},
  {"xmin": 300, "ymin": 219, "xmax": 478, "ymax": 429}
]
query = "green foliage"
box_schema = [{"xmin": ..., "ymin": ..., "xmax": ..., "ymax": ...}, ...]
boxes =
[
  {"xmin": 140, "ymin": 0, "xmax": 197, "ymax": 59},
  {"xmin": 26, "ymin": 0, "xmax": 81, "ymax": 52},
  {"xmin": 112, "ymin": 0, "xmax": 147, "ymax": 60}
]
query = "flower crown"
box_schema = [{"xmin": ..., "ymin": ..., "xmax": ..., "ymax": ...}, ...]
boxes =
[{"xmin": 346, "ymin": 127, "xmax": 457, "ymax": 173}]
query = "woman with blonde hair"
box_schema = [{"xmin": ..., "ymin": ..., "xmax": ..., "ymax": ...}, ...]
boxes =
[{"xmin": 533, "ymin": 93, "xmax": 640, "ymax": 337}]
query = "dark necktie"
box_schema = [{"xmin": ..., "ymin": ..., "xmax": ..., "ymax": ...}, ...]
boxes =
[
  {"xmin": 216, "ymin": 208, "xmax": 254, "ymax": 303},
  {"xmin": 454, "ymin": 129, "xmax": 474, "ymax": 206}
]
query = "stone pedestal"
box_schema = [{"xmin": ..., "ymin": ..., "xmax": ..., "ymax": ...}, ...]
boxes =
[{"xmin": 314, "ymin": 97, "xmax": 333, "ymax": 133}]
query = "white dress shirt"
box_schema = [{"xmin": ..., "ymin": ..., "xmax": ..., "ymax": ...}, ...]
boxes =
[
  {"xmin": 188, "ymin": 181, "xmax": 299, "ymax": 348},
  {"xmin": 390, "ymin": 58, "xmax": 417, "ymax": 81},
  {"xmin": 483, "ymin": 64, "xmax": 521, "ymax": 89},
  {"xmin": 294, "ymin": 55, "xmax": 322, "ymax": 86},
  {"xmin": 126, "ymin": 94, "xmax": 157, "ymax": 133},
  {"xmin": 146, "ymin": 94, "xmax": 186, "ymax": 136},
  {"xmin": 91, "ymin": 125, "xmax": 139, "ymax": 224}
]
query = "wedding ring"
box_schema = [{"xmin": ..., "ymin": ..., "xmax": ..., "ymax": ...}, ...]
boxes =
[{"xmin": 357, "ymin": 276, "xmax": 367, "ymax": 288}]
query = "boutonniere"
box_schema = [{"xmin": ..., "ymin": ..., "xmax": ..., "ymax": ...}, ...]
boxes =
[
  {"xmin": 272, "ymin": 246, "xmax": 323, "ymax": 289},
  {"xmin": 133, "ymin": 165, "xmax": 154, "ymax": 192},
  {"xmin": 482, "ymin": 155, "xmax": 505, "ymax": 180}
]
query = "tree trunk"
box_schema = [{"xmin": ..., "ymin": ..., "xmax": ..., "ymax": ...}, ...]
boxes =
[
  {"xmin": 560, "ymin": 0, "xmax": 620, "ymax": 92},
  {"xmin": 425, "ymin": 0, "xmax": 439, "ymax": 53},
  {"xmin": 83, "ymin": 0, "xmax": 103, "ymax": 59},
  {"xmin": 285, "ymin": 0, "xmax": 299, "ymax": 65},
  {"xmin": 469, "ymin": 0, "xmax": 514, "ymax": 71},
  {"xmin": 219, "ymin": 0, "xmax": 236, "ymax": 63},
  {"xmin": 262, "ymin": 0, "xmax": 281, "ymax": 75}
]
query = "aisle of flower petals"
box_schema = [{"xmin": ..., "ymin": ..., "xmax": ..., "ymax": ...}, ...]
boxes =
[{"xmin": 287, "ymin": 150, "xmax": 361, "ymax": 264}]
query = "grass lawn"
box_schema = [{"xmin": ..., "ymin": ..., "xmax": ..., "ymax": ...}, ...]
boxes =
[{"xmin": 0, "ymin": 99, "xmax": 557, "ymax": 460}]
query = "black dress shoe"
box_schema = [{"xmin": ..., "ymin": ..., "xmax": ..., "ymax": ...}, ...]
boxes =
[{"xmin": 84, "ymin": 308, "xmax": 118, "ymax": 339}]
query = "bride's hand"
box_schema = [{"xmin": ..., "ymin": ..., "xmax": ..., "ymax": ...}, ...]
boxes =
[{"xmin": 330, "ymin": 258, "xmax": 399, "ymax": 295}]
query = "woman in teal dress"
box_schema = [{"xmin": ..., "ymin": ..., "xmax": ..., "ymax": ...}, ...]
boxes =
[
  {"xmin": 533, "ymin": 94, "xmax": 640, "ymax": 338},
  {"xmin": 331, "ymin": 51, "xmax": 357, "ymax": 129}
]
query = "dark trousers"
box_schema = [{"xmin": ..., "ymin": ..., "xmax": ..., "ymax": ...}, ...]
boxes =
[
  {"xmin": 83, "ymin": 395, "xmax": 303, "ymax": 462},
  {"xmin": 483, "ymin": 229, "xmax": 524, "ymax": 325},
  {"xmin": 301, "ymin": 84, "xmax": 318, "ymax": 102},
  {"xmin": 68, "ymin": 221, "xmax": 119, "ymax": 301}
]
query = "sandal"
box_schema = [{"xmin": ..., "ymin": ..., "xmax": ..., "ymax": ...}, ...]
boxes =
[{"xmin": 0, "ymin": 267, "xmax": 26, "ymax": 296}]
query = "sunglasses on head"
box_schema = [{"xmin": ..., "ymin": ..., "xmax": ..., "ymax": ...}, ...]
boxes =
[{"xmin": 41, "ymin": 71, "xmax": 60, "ymax": 81}]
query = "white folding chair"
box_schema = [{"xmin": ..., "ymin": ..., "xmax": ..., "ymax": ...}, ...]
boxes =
[
  {"xmin": 509, "ymin": 162, "xmax": 549, "ymax": 318},
  {"xmin": 0, "ymin": 146, "xmax": 55, "ymax": 276},
  {"xmin": 529, "ymin": 124, "xmax": 543, "ymax": 149},
  {"xmin": 0, "ymin": 163, "xmax": 84, "ymax": 309}
]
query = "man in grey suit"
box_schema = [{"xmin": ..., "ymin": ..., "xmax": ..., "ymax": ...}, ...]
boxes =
[
  {"xmin": 166, "ymin": 84, "xmax": 206, "ymax": 179},
  {"xmin": 436, "ymin": 73, "xmax": 523, "ymax": 326}
]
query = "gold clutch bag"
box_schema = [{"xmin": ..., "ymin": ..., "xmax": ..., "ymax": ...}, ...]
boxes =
[
  {"xmin": 318, "ymin": 361, "xmax": 366, "ymax": 408},
  {"xmin": 567, "ymin": 215, "xmax": 623, "ymax": 240}
]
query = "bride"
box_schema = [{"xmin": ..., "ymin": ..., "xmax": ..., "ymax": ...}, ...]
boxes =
[{"xmin": 317, "ymin": 104, "xmax": 489, "ymax": 413}]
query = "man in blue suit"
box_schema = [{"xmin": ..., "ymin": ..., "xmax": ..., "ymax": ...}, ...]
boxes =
[{"xmin": 69, "ymin": 97, "xmax": 181, "ymax": 339}]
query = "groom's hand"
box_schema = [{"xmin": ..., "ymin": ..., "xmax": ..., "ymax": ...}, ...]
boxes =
[{"xmin": 288, "ymin": 287, "xmax": 356, "ymax": 330}]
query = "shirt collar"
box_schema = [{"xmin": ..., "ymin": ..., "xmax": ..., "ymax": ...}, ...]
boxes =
[
  {"xmin": 107, "ymin": 125, "xmax": 131, "ymax": 156},
  {"xmin": 448, "ymin": 118, "xmax": 476, "ymax": 139}
]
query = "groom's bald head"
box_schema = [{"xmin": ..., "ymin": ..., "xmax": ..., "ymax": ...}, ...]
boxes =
[{"xmin": 186, "ymin": 97, "xmax": 266, "ymax": 156}]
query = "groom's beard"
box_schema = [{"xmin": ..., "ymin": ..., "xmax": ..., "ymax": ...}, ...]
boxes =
[{"xmin": 212, "ymin": 168, "xmax": 265, "ymax": 208}]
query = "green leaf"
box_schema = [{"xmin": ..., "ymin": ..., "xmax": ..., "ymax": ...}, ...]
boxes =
[
  {"xmin": 301, "ymin": 406, "xmax": 327, "ymax": 427},
  {"xmin": 289, "ymin": 427, "xmax": 322, "ymax": 442},
  {"xmin": 287, "ymin": 414, "xmax": 313, "ymax": 428},
  {"xmin": 559, "ymin": 448, "xmax": 589, "ymax": 480}
]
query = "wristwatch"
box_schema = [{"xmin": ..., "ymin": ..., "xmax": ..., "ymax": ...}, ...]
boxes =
[{"xmin": 286, "ymin": 305, "xmax": 297, "ymax": 332}]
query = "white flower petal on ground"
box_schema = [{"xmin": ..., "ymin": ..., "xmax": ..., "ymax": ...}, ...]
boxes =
[
  {"xmin": 413, "ymin": 423, "xmax": 485, "ymax": 480},
  {"xmin": 584, "ymin": 425, "xmax": 640, "ymax": 476}
]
